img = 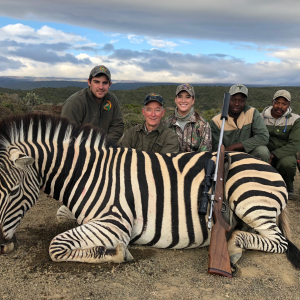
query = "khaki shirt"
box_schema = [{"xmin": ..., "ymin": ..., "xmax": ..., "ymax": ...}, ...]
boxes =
[{"xmin": 120, "ymin": 122, "xmax": 179, "ymax": 153}]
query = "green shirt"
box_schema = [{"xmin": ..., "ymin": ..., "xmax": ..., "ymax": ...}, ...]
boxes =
[
  {"xmin": 120, "ymin": 122, "xmax": 179, "ymax": 153},
  {"xmin": 261, "ymin": 106, "xmax": 300, "ymax": 159},
  {"xmin": 61, "ymin": 87, "xmax": 124, "ymax": 144}
]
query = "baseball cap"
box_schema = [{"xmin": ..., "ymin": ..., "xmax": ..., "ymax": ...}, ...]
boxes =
[
  {"xmin": 89, "ymin": 65, "xmax": 111, "ymax": 81},
  {"xmin": 273, "ymin": 90, "xmax": 291, "ymax": 102},
  {"xmin": 229, "ymin": 84, "xmax": 248, "ymax": 97},
  {"xmin": 176, "ymin": 83, "xmax": 195, "ymax": 97},
  {"xmin": 144, "ymin": 93, "xmax": 165, "ymax": 106}
]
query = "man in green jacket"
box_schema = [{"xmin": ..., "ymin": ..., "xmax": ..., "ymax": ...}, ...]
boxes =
[
  {"xmin": 210, "ymin": 84, "xmax": 270, "ymax": 162},
  {"xmin": 61, "ymin": 65, "xmax": 124, "ymax": 144},
  {"xmin": 261, "ymin": 90, "xmax": 300, "ymax": 198},
  {"xmin": 120, "ymin": 93, "xmax": 179, "ymax": 153}
]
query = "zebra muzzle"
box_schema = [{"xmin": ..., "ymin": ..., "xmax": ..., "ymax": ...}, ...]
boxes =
[{"xmin": 0, "ymin": 230, "xmax": 16, "ymax": 254}]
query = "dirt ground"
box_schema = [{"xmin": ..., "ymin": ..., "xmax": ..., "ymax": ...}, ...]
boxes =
[{"xmin": 1, "ymin": 174, "xmax": 300, "ymax": 300}]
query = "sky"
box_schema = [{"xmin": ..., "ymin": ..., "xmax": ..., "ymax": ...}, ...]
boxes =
[{"xmin": 0, "ymin": 0, "xmax": 300, "ymax": 85}]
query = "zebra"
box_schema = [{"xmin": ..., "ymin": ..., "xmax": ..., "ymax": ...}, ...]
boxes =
[{"xmin": 0, "ymin": 113, "xmax": 299, "ymax": 269}]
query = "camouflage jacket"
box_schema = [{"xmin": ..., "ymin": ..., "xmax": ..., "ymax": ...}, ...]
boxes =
[{"xmin": 163, "ymin": 113, "xmax": 212, "ymax": 152}]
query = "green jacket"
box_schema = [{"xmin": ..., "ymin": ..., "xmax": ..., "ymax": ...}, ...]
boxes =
[
  {"xmin": 61, "ymin": 87, "xmax": 124, "ymax": 143},
  {"xmin": 210, "ymin": 105, "xmax": 269, "ymax": 152},
  {"xmin": 261, "ymin": 106, "xmax": 300, "ymax": 159},
  {"xmin": 120, "ymin": 122, "xmax": 179, "ymax": 153}
]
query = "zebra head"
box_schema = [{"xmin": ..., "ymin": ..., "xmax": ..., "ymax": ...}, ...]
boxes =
[{"xmin": 0, "ymin": 147, "xmax": 38, "ymax": 254}]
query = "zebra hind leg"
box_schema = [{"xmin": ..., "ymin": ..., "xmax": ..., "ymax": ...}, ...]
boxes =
[
  {"xmin": 49, "ymin": 220, "xmax": 134, "ymax": 264},
  {"xmin": 227, "ymin": 227, "xmax": 289, "ymax": 265}
]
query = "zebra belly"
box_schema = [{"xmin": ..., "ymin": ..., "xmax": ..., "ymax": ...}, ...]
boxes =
[{"xmin": 131, "ymin": 215, "xmax": 210, "ymax": 249}]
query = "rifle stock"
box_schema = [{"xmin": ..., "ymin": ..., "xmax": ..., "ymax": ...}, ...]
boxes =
[{"xmin": 208, "ymin": 145, "xmax": 232, "ymax": 277}]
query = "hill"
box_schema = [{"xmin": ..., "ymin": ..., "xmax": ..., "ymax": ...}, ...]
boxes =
[
  {"xmin": 0, "ymin": 76, "xmax": 281, "ymax": 91},
  {"xmin": 1, "ymin": 84, "xmax": 300, "ymax": 129}
]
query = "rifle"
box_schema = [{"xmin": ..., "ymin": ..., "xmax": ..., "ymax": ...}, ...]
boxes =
[{"xmin": 207, "ymin": 92, "xmax": 232, "ymax": 278}]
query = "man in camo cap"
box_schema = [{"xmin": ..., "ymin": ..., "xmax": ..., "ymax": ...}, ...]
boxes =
[
  {"xmin": 163, "ymin": 83, "xmax": 211, "ymax": 152},
  {"xmin": 210, "ymin": 84, "xmax": 270, "ymax": 162},
  {"xmin": 62, "ymin": 65, "xmax": 124, "ymax": 144}
]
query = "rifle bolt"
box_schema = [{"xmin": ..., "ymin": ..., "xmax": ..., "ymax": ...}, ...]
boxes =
[
  {"xmin": 220, "ymin": 178, "xmax": 223, "ymax": 181},
  {"xmin": 219, "ymin": 197, "xmax": 221, "ymax": 200}
]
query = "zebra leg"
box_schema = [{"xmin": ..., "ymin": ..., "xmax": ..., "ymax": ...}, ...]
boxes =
[
  {"xmin": 56, "ymin": 205, "xmax": 76, "ymax": 223},
  {"xmin": 228, "ymin": 226, "xmax": 288, "ymax": 264},
  {"xmin": 49, "ymin": 219, "xmax": 134, "ymax": 263}
]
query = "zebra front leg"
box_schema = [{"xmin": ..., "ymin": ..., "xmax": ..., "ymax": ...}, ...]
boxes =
[
  {"xmin": 227, "ymin": 228, "xmax": 288, "ymax": 264},
  {"xmin": 56, "ymin": 205, "xmax": 76, "ymax": 224},
  {"xmin": 49, "ymin": 219, "xmax": 134, "ymax": 263}
]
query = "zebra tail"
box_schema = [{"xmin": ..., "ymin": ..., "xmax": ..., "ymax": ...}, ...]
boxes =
[
  {"xmin": 286, "ymin": 239, "xmax": 300, "ymax": 269},
  {"xmin": 278, "ymin": 208, "xmax": 300, "ymax": 269}
]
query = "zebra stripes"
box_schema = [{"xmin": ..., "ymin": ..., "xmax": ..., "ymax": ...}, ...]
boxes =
[{"xmin": 0, "ymin": 113, "xmax": 299, "ymax": 269}]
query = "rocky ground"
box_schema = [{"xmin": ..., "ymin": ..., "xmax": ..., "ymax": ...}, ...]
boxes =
[{"xmin": 1, "ymin": 174, "xmax": 300, "ymax": 300}]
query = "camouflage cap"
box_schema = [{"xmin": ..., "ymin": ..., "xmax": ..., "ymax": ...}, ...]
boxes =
[
  {"xmin": 144, "ymin": 93, "xmax": 165, "ymax": 106},
  {"xmin": 89, "ymin": 65, "xmax": 111, "ymax": 81},
  {"xmin": 176, "ymin": 83, "xmax": 195, "ymax": 97},
  {"xmin": 229, "ymin": 84, "xmax": 248, "ymax": 97},
  {"xmin": 273, "ymin": 90, "xmax": 291, "ymax": 102}
]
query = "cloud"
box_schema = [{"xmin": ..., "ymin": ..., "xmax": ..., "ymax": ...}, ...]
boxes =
[
  {"xmin": 147, "ymin": 39, "xmax": 178, "ymax": 48},
  {"xmin": 1, "ymin": 1, "xmax": 300, "ymax": 47},
  {"xmin": 109, "ymin": 39, "xmax": 119, "ymax": 44},
  {"xmin": 127, "ymin": 34, "xmax": 144, "ymax": 44},
  {"xmin": 0, "ymin": 23, "xmax": 87, "ymax": 45},
  {"xmin": 0, "ymin": 55, "xmax": 24, "ymax": 71}
]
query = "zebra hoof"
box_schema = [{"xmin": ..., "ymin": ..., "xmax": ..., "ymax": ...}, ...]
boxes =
[{"xmin": 116, "ymin": 243, "xmax": 134, "ymax": 263}]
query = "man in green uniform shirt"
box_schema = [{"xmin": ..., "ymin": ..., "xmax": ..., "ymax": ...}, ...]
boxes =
[
  {"xmin": 210, "ymin": 84, "xmax": 270, "ymax": 162},
  {"xmin": 261, "ymin": 90, "xmax": 300, "ymax": 199},
  {"xmin": 61, "ymin": 65, "xmax": 124, "ymax": 144},
  {"xmin": 120, "ymin": 93, "xmax": 179, "ymax": 153}
]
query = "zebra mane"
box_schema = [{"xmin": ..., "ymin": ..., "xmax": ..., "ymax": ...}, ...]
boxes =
[{"xmin": 0, "ymin": 112, "xmax": 111, "ymax": 151}]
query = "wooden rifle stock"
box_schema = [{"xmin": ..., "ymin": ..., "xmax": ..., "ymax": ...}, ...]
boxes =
[{"xmin": 208, "ymin": 145, "xmax": 232, "ymax": 278}]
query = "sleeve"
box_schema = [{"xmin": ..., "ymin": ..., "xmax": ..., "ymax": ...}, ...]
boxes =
[
  {"xmin": 197, "ymin": 121, "xmax": 212, "ymax": 152},
  {"xmin": 106, "ymin": 95, "xmax": 124, "ymax": 143},
  {"xmin": 241, "ymin": 109, "xmax": 269, "ymax": 153},
  {"xmin": 119, "ymin": 128, "xmax": 134, "ymax": 148},
  {"xmin": 272, "ymin": 118, "xmax": 300, "ymax": 159},
  {"xmin": 210, "ymin": 119, "xmax": 221, "ymax": 152},
  {"xmin": 61, "ymin": 99, "xmax": 83, "ymax": 125},
  {"xmin": 160, "ymin": 131, "xmax": 180, "ymax": 154}
]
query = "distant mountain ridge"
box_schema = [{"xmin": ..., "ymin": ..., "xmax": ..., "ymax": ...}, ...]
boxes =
[{"xmin": 0, "ymin": 76, "xmax": 275, "ymax": 91}]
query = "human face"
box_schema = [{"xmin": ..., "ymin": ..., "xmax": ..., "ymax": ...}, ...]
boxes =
[
  {"xmin": 142, "ymin": 101, "xmax": 165, "ymax": 131},
  {"xmin": 88, "ymin": 75, "xmax": 111, "ymax": 101},
  {"xmin": 228, "ymin": 93, "xmax": 246, "ymax": 118},
  {"xmin": 175, "ymin": 91, "xmax": 195, "ymax": 116},
  {"xmin": 271, "ymin": 97, "xmax": 290, "ymax": 118}
]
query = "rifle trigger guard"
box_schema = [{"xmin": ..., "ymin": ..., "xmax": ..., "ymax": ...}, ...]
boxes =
[{"xmin": 221, "ymin": 202, "xmax": 227, "ymax": 213}]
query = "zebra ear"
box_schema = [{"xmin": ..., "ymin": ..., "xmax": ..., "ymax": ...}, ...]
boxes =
[
  {"xmin": 15, "ymin": 156, "xmax": 35, "ymax": 168},
  {"xmin": 9, "ymin": 150, "xmax": 35, "ymax": 168}
]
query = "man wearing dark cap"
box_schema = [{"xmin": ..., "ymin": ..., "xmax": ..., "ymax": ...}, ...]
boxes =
[
  {"xmin": 61, "ymin": 65, "xmax": 124, "ymax": 144},
  {"xmin": 210, "ymin": 84, "xmax": 270, "ymax": 162},
  {"xmin": 120, "ymin": 93, "xmax": 179, "ymax": 153},
  {"xmin": 261, "ymin": 90, "xmax": 300, "ymax": 199}
]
